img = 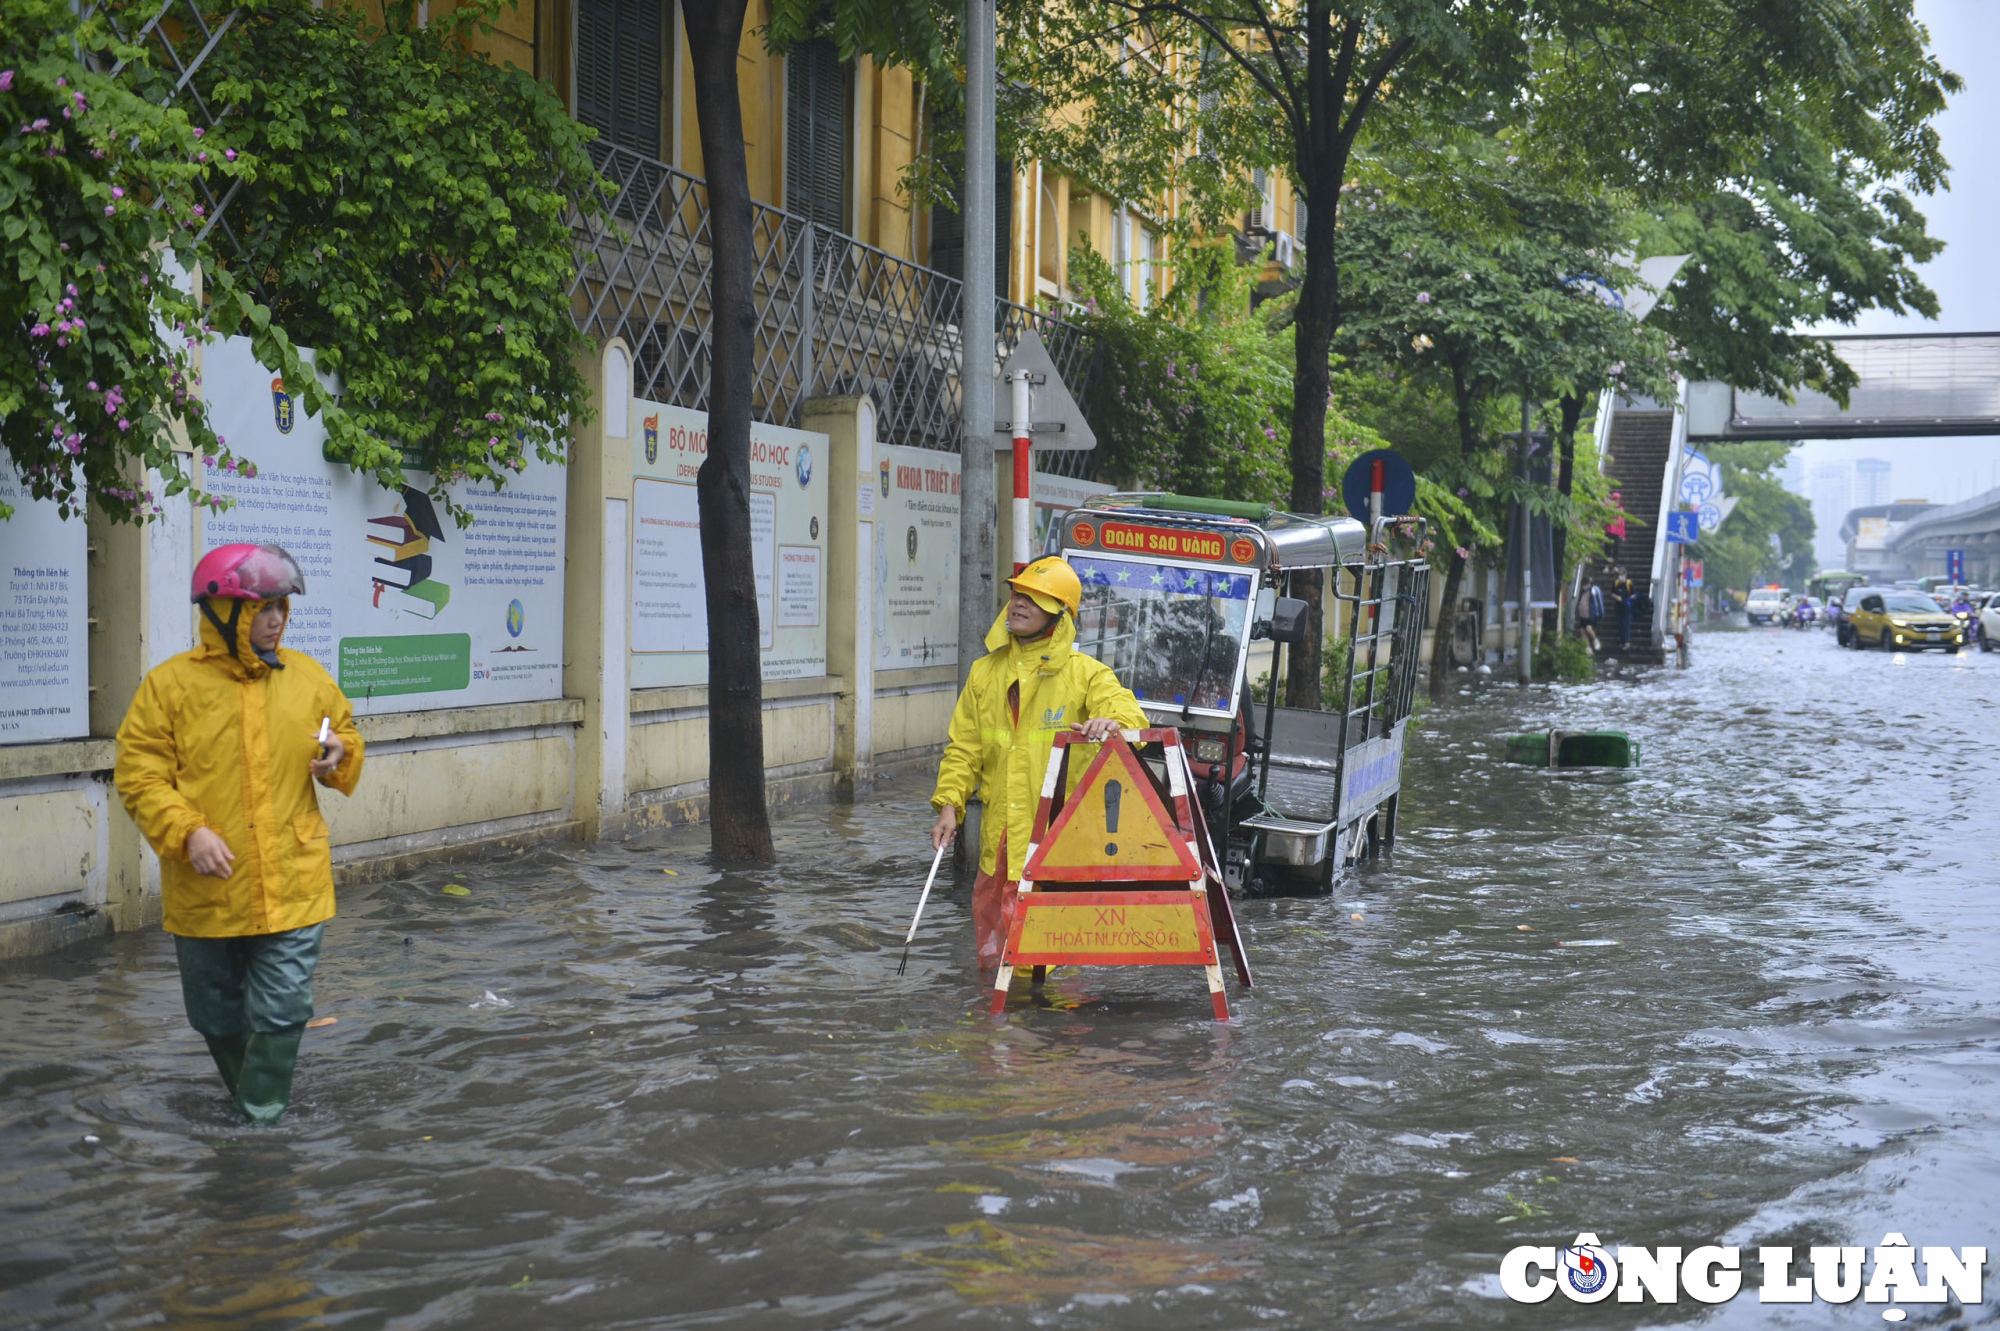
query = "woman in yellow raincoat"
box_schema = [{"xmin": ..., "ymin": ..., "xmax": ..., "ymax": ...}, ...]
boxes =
[
  {"xmin": 115, "ymin": 543, "xmax": 364, "ymax": 1123},
  {"xmin": 930, "ymin": 556, "xmax": 1146, "ymax": 969}
]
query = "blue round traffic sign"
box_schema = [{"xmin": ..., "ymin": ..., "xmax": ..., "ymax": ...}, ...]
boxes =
[{"xmin": 1341, "ymin": 449, "xmax": 1417, "ymax": 523}]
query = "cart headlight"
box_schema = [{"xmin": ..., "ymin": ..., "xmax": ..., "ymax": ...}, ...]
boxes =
[{"xmin": 1194, "ymin": 736, "xmax": 1228, "ymax": 764}]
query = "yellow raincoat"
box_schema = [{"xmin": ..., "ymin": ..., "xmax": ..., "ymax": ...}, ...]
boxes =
[
  {"xmin": 114, "ymin": 605, "xmax": 364, "ymax": 937},
  {"xmin": 932, "ymin": 608, "xmax": 1147, "ymax": 877}
]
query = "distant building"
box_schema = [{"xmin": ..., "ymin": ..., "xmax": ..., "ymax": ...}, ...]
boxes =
[
  {"xmin": 1811, "ymin": 462, "xmax": 1853, "ymax": 565},
  {"xmin": 1840, "ymin": 500, "xmax": 1936, "ymax": 581},
  {"xmin": 1781, "ymin": 450, "xmax": 1806, "ymax": 497},
  {"xmin": 1854, "ymin": 457, "xmax": 1893, "ymax": 507},
  {"xmin": 1888, "ymin": 486, "xmax": 2000, "ymax": 586}
]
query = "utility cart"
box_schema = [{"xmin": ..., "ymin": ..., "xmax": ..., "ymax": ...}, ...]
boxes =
[{"xmin": 1050, "ymin": 493, "xmax": 1432, "ymax": 893}]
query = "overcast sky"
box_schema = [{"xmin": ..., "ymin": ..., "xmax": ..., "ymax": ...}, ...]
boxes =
[{"xmin": 1792, "ymin": 0, "xmax": 2000, "ymax": 547}]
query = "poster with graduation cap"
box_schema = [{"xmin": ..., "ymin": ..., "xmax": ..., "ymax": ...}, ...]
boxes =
[{"xmin": 202, "ymin": 336, "xmax": 567, "ymax": 714}]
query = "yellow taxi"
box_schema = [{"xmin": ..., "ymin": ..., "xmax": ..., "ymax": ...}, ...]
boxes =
[{"xmin": 1845, "ymin": 588, "xmax": 1966, "ymax": 652}]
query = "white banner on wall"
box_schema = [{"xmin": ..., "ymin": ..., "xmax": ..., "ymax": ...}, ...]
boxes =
[
  {"xmin": 1033, "ymin": 473, "xmax": 1118, "ymax": 554},
  {"xmin": 629, "ymin": 400, "xmax": 827, "ymax": 686},
  {"xmin": 201, "ymin": 336, "xmax": 567, "ymax": 715},
  {"xmin": 0, "ymin": 460, "xmax": 90, "ymax": 744},
  {"xmin": 873, "ymin": 446, "xmax": 960, "ymax": 670}
]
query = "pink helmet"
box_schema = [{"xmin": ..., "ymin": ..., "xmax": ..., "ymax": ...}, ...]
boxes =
[{"xmin": 190, "ymin": 543, "xmax": 307, "ymax": 604}]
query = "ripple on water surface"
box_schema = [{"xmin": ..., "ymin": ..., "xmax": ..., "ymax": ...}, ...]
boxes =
[{"xmin": 2, "ymin": 627, "xmax": 1998, "ymax": 1328}]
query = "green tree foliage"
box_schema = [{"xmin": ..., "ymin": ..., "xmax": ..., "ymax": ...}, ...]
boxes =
[
  {"xmin": 1331, "ymin": 146, "xmax": 1675, "ymax": 691},
  {"xmin": 1066, "ymin": 242, "xmax": 1318, "ymax": 502},
  {"xmin": 200, "ymin": 0, "xmax": 601, "ymax": 519},
  {"xmin": 1694, "ymin": 442, "xmax": 1818, "ymax": 593},
  {"xmin": 1533, "ymin": 630, "xmax": 1596, "ymax": 683},
  {"xmin": 1639, "ymin": 142, "xmax": 1945, "ymax": 401},
  {"xmin": 1000, "ymin": 0, "xmax": 1953, "ymax": 704},
  {"xmin": 1068, "ymin": 242, "xmax": 1475, "ymax": 565},
  {"xmin": 1, "ymin": 0, "xmax": 226, "ymax": 521},
  {"xmin": 2, "ymin": 0, "xmax": 601, "ymax": 526}
]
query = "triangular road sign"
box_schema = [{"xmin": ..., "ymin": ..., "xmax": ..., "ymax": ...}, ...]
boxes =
[
  {"xmin": 994, "ymin": 328, "xmax": 1096, "ymax": 452},
  {"xmin": 1023, "ymin": 736, "xmax": 1200, "ymax": 882}
]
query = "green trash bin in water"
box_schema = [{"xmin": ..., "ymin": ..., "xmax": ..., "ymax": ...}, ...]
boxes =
[{"xmin": 1502, "ymin": 730, "xmax": 1640, "ymax": 768}]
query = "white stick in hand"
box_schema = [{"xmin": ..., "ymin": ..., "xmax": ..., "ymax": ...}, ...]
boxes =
[
  {"xmin": 897, "ymin": 842, "xmax": 950, "ymax": 976},
  {"xmin": 316, "ymin": 716, "xmax": 331, "ymax": 754}
]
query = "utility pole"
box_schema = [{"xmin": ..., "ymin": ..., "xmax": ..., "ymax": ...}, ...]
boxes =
[{"xmin": 957, "ymin": 0, "xmax": 997, "ymax": 684}]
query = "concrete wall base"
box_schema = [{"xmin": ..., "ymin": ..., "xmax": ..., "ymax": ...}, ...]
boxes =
[
  {"xmin": 333, "ymin": 814, "xmax": 586, "ymax": 886},
  {"xmin": 612, "ymin": 767, "xmax": 840, "ymax": 838},
  {"xmin": 0, "ymin": 906, "xmax": 120, "ymax": 962}
]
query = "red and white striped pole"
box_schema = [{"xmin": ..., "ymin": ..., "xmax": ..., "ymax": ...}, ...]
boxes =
[{"xmin": 1010, "ymin": 371, "xmax": 1033, "ymax": 573}]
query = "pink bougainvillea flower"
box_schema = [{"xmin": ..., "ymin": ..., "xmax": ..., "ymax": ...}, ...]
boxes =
[{"xmin": 0, "ymin": 71, "xmax": 13, "ymax": 92}]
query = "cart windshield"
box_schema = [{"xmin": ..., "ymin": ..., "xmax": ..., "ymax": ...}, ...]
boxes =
[{"xmin": 1067, "ymin": 552, "xmax": 1257, "ymax": 717}]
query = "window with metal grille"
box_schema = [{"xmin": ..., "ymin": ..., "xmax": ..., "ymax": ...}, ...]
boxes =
[
  {"xmin": 575, "ymin": 0, "xmax": 664, "ymax": 158},
  {"xmin": 786, "ymin": 38, "xmax": 850, "ymax": 231},
  {"xmin": 929, "ymin": 156, "xmax": 1012, "ymax": 287}
]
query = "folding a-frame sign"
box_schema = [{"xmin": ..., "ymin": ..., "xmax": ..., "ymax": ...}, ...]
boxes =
[{"xmin": 995, "ymin": 729, "xmax": 1253, "ymax": 1019}]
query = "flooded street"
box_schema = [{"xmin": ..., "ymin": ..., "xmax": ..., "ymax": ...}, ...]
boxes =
[{"xmin": 4, "ymin": 625, "xmax": 1998, "ymax": 1328}]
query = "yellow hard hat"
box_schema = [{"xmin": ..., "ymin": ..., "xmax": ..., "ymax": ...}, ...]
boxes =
[{"xmin": 1008, "ymin": 556, "xmax": 1083, "ymax": 617}]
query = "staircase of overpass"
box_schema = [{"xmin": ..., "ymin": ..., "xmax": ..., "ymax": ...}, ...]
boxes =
[{"xmin": 1586, "ymin": 409, "xmax": 1676, "ymax": 665}]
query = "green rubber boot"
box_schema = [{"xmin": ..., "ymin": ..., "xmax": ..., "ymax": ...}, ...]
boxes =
[
  {"xmin": 202, "ymin": 1033, "xmax": 249, "ymax": 1094},
  {"xmin": 234, "ymin": 1026, "xmax": 305, "ymax": 1125}
]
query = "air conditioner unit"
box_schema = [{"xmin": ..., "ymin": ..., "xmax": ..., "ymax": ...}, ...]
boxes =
[
  {"xmin": 1245, "ymin": 206, "xmax": 1272, "ymax": 237},
  {"xmin": 1273, "ymin": 230, "xmax": 1295, "ymax": 267}
]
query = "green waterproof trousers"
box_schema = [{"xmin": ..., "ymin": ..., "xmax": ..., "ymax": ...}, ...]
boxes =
[{"xmin": 173, "ymin": 923, "xmax": 324, "ymax": 1124}]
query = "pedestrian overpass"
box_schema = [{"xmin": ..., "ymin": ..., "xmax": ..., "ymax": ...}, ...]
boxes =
[
  {"xmin": 1685, "ymin": 333, "xmax": 2000, "ymax": 442},
  {"xmin": 1592, "ymin": 331, "xmax": 2000, "ymax": 661}
]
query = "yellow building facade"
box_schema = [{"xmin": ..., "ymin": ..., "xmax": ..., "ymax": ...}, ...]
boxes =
[{"xmin": 436, "ymin": 0, "xmax": 1301, "ymax": 311}]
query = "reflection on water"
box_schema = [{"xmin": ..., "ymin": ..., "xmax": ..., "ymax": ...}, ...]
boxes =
[{"xmin": 3, "ymin": 627, "xmax": 1999, "ymax": 1327}]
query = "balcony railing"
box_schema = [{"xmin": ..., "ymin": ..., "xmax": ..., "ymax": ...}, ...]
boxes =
[
  {"xmin": 568, "ymin": 143, "xmax": 1097, "ymax": 473},
  {"xmin": 82, "ymin": 12, "xmax": 1098, "ymax": 474}
]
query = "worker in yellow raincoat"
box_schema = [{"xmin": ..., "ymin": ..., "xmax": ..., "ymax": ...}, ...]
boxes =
[
  {"xmin": 930, "ymin": 556, "xmax": 1147, "ymax": 970},
  {"xmin": 115, "ymin": 543, "xmax": 364, "ymax": 1123}
]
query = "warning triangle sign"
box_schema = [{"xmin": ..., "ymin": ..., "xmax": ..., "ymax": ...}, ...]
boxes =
[{"xmin": 1023, "ymin": 736, "xmax": 1201, "ymax": 882}]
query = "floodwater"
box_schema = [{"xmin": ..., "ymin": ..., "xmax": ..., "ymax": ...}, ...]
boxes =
[{"xmin": 4, "ymin": 626, "xmax": 1999, "ymax": 1329}]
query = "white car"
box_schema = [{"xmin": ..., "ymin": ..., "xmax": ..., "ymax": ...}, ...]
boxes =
[
  {"xmin": 1979, "ymin": 593, "xmax": 2000, "ymax": 653},
  {"xmin": 1745, "ymin": 589, "xmax": 1792, "ymax": 624}
]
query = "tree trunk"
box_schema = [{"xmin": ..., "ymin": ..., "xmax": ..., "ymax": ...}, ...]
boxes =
[
  {"xmin": 1428, "ymin": 549, "xmax": 1468, "ymax": 700},
  {"xmin": 686, "ymin": 0, "xmax": 775, "ymax": 865},
  {"xmin": 1427, "ymin": 358, "xmax": 1481, "ymax": 700},
  {"xmin": 1547, "ymin": 393, "xmax": 1585, "ymax": 635},
  {"xmin": 1282, "ymin": 13, "xmax": 1347, "ymax": 710}
]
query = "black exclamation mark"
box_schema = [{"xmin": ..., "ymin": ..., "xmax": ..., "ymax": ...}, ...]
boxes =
[{"xmin": 1103, "ymin": 780, "xmax": 1122, "ymax": 857}]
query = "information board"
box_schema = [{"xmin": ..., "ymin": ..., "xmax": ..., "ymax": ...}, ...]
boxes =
[
  {"xmin": 629, "ymin": 400, "xmax": 827, "ymax": 686},
  {"xmin": 202, "ymin": 336, "xmax": 568, "ymax": 715},
  {"xmin": 0, "ymin": 460, "xmax": 90, "ymax": 744},
  {"xmin": 873, "ymin": 445, "xmax": 960, "ymax": 670}
]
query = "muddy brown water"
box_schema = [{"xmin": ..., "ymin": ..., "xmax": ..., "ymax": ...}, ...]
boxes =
[{"xmin": 3, "ymin": 626, "xmax": 1998, "ymax": 1328}]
